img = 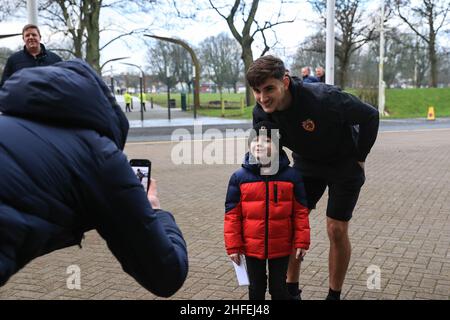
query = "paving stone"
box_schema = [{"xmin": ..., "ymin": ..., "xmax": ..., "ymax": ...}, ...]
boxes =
[{"xmin": 1, "ymin": 129, "xmax": 449, "ymax": 300}]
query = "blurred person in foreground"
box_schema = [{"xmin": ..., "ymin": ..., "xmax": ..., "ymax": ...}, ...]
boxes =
[{"xmin": 0, "ymin": 59, "xmax": 188, "ymax": 297}]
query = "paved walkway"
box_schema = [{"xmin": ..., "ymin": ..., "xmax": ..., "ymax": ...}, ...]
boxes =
[
  {"xmin": 120, "ymin": 98, "xmax": 450, "ymax": 131},
  {"xmin": 118, "ymin": 96, "xmax": 249, "ymax": 128},
  {"xmin": 0, "ymin": 128, "xmax": 449, "ymax": 300}
]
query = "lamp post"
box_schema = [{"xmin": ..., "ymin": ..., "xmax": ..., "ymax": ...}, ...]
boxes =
[
  {"xmin": 0, "ymin": 33, "xmax": 21, "ymax": 40},
  {"xmin": 110, "ymin": 65, "xmax": 115, "ymax": 96},
  {"xmin": 27, "ymin": 0, "xmax": 38, "ymax": 25},
  {"xmin": 121, "ymin": 62, "xmax": 145, "ymax": 123},
  {"xmin": 325, "ymin": 0, "xmax": 335, "ymax": 85},
  {"xmin": 100, "ymin": 56, "xmax": 129, "ymax": 95},
  {"xmin": 192, "ymin": 67, "xmax": 197, "ymax": 119},
  {"xmin": 100, "ymin": 67, "xmax": 115, "ymax": 96},
  {"xmin": 145, "ymin": 35, "xmax": 199, "ymax": 119},
  {"xmin": 166, "ymin": 66, "xmax": 171, "ymax": 121},
  {"xmin": 378, "ymin": 0, "xmax": 386, "ymax": 116}
]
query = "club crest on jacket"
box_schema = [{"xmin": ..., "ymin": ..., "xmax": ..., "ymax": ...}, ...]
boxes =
[{"xmin": 301, "ymin": 119, "xmax": 315, "ymax": 132}]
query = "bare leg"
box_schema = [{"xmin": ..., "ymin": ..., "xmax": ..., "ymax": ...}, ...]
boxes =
[
  {"xmin": 286, "ymin": 252, "xmax": 302, "ymax": 299},
  {"xmin": 327, "ymin": 217, "xmax": 351, "ymax": 291}
]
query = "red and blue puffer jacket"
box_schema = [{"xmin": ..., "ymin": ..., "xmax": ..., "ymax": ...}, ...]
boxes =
[{"xmin": 224, "ymin": 151, "xmax": 310, "ymax": 260}]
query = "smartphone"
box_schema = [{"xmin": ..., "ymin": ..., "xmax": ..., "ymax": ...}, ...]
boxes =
[{"xmin": 129, "ymin": 159, "xmax": 151, "ymax": 193}]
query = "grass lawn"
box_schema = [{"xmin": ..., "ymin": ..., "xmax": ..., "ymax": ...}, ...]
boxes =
[
  {"xmin": 144, "ymin": 88, "xmax": 450, "ymax": 119},
  {"xmin": 384, "ymin": 88, "xmax": 450, "ymax": 118}
]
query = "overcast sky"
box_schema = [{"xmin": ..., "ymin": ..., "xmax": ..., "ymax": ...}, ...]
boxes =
[{"xmin": 0, "ymin": 1, "xmax": 321, "ymax": 74}]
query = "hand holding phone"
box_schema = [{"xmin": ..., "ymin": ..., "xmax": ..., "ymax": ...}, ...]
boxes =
[{"xmin": 147, "ymin": 178, "xmax": 160, "ymax": 209}]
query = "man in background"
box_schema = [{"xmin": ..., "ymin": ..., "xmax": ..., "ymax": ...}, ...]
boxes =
[
  {"xmin": 301, "ymin": 67, "xmax": 319, "ymax": 83},
  {"xmin": 0, "ymin": 24, "xmax": 62, "ymax": 87},
  {"xmin": 315, "ymin": 66, "xmax": 325, "ymax": 83}
]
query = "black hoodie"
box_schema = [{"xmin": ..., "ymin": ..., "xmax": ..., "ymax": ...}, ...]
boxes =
[{"xmin": 253, "ymin": 77, "xmax": 379, "ymax": 164}]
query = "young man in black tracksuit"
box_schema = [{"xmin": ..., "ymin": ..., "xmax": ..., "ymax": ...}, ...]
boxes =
[{"xmin": 248, "ymin": 55, "xmax": 379, "ymax": 300}]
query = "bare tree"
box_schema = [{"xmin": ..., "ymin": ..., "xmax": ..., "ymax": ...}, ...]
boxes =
[
  {"xmin": 147, "ymin": 41, "xmax": 183, "ymax": 90},
  {"xmin": 438, "ymin": 48, "xmax": 450, "ymax": 86},
  {"xmin": 0, "ymin": 1, "xmax": 19, "ymax": 22},
  {"xmin": 291, "ymin": 31, "xmax": 326, "ymax": 76},
  {"xmin": 309, "ymin": 0, "xmax": 377, "ymax": 89},
  {"xmin": 147, "ymin": 35, "xmax": 201, "ymax": 112},
  {"xmin": 395, "ymin": 0, "xmax": 450, "ymax": 87},
  {"xmin": 209, "ymin": 0, "xmax": 295, "ymax": 106},
  {"xmin": 200, "ymin": 33, "xmax": 243, "ymax": 95},
  {"xmin": 31, "ymin": 0, "xmax": 157, "ymax": 72},
  {"xmin": 0, "ymin": 47, "xmax": 14, "ymax": 74}
]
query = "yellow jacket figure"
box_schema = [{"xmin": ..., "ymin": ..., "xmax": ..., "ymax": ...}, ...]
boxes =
[{"xmin": 124, "ymin": 92, "xmax": 132, "ymax": 112}]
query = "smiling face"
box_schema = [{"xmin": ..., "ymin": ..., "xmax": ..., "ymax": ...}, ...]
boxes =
[
  {"xmin": 316, "ymin": 67, "xmax": 324, "ymax": 77},
  {"xmin": 250, "ymin": 135, "xmax": 273, "ymax": 163},
  {"xmin": 301, "ymin": 67, "xmax": 310, "ymax": 78},
  {"xmin": 251, "ymin": 76, "xmax": 290, "ymax": 113},
  {"xmin": 23, "ymin": 27, "xmax": 41, "ymax": 55}
]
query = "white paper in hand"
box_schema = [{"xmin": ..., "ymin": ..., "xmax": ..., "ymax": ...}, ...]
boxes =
[{"xmin": 232, "ymin": 254, "xmax": 249, "ymax": 286}]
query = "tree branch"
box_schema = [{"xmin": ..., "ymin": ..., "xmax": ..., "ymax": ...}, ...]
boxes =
[
  {"xmin": 242, "ymin": 0, "xmax": 259, "ymax": 37},
  {"xmin": 99, "ymin": 28, "xmax": 146, "ymax": 51},
  {"xmin": 251, "ymin": 18, "xmax": 295, "ymax": 38},
  {"xmin": 208, "ymin": 0, "xmax": 228, "ymax": 20},
  {"xmin": 396, "ymin": 3, "xmax": 429, "ymax": 43}
]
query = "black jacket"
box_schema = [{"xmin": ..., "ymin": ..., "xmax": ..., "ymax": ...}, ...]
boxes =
[
  {"xmin": 253, "ymin": 77, "xmax": 379, "ymax": 164},
  {"xmin": 0, "ymin": 44, "xmax": 62, "ymax": 87},
  {"xmin": 0, "ymin": 59, "xmax": 188, "ymax": 297}
]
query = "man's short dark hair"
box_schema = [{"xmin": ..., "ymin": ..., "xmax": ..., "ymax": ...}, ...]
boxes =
[
  {"xmin": 22, "ymin": 24, "xmax": 41, "ymax": 37},
  {"xmin": 246, "ymin": 55, "xmax": 286, "ymax": 88}
]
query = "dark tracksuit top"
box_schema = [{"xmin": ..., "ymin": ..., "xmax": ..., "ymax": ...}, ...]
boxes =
[
  {"xmin": 0, "ymin": 44, "xmax": 62, "ymax": 87},
  {"xmin": 253, "ymin": 77, "xmax": 380, "ymax": 166}
]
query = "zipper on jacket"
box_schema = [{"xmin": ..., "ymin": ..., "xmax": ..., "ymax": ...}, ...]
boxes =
[
  {"xmin": 265, "ymin": 178, "xmax": 269, "ymax": 259},
  {"xmin": 274, "ymin": 183, "xmax": 278, "ymax": 203}
]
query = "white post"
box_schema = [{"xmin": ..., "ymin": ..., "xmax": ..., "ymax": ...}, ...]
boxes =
[
  {"xmin": 325, "ymin": 0, "xmax": 335, "ymax": 85},
  {"xmin": 27, "ymin": 0, "xmax": 38, "ymax": 25},
  {"xmin": 378, "ymin": 0, "xmax": 385, "ymax": 116}
]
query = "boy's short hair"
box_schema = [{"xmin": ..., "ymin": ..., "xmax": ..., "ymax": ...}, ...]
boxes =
[
  {"xmin": 22, "ymin": 24, "xmax": 41, "ymax": 37},
  {"xmin": 246, "ymin": 55, "xmax": 286, "ymax": 88}
]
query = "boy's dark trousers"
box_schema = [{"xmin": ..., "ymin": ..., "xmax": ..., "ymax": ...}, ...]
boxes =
[{"xmin": 245, "ymin": 256, "xmax": 290, "ymax": 300}]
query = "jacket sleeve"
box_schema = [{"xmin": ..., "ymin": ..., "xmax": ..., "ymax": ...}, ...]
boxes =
[
  {"xmin": 95, "ymin": 149, "xmax": 188, "ymax": 297},
  {"xmin": 292, "ymin": 171, "xmax": 310, "ymax": 250},
  {"xmin": 327, "ymin": 88, "xmax": 380, "ymax": 162},
  {"xmin": 224, "ymin": 173, "xmax": 244, "ymax": 255}
]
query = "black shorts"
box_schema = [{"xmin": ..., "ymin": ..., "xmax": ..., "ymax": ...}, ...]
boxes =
[{"xmin": 294, "ymin": 158, "xmax": 366, "ymax": 222}]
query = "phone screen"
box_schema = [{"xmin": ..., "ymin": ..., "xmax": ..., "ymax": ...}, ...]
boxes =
[{"xmin": 130, "ymin": 159, "xmax": 151, "ymax": 192}]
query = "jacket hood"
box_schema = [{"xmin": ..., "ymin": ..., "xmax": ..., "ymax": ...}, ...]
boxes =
[
  {"xmin": 242, "ymin": 149, "xmax": 291, "ymax": 174},
  {"xmin": 0, "ymin": 59, "xmax": 128, "ymax": 149},
  {"xmin": 290, "ymin": 75, "xmax": 303, "ymax": 89}
]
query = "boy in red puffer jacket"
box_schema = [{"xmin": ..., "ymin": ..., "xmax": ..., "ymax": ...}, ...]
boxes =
[{"xmin": 224, "ymin": 121, "xmax": 310, "ymax": 300}]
